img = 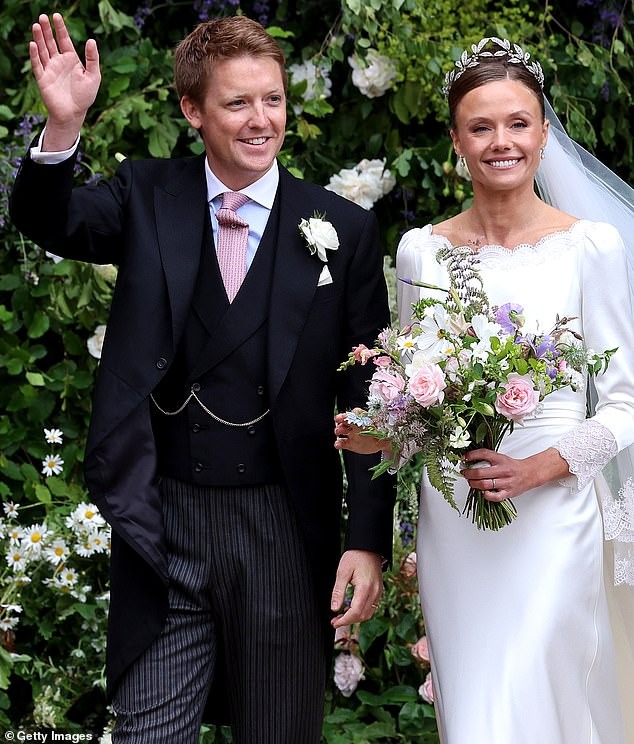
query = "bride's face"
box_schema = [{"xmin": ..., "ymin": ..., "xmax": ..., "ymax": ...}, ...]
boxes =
[{"xmin": 450, "ymin": 78, "xmax": 548, "ymax": 193}]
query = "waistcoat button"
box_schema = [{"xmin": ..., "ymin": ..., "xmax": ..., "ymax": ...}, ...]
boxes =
[{"xmin": 236, "ymin": 463, "xmax": 246, "ymax": 474}]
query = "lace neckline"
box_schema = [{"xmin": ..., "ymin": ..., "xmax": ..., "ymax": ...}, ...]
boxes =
[{"xmin": 428, "ymin": 218, "xmax": 585, "ymax": 254}]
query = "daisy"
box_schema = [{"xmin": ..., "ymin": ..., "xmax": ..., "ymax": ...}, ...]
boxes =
[
  {"xmin": 22, "ymin": 523, "xmax": 51, "ymax": 554},
  {"xmin": 5, "ymin": 546, "xmax": 28, "ymax": 572},
  {"xmin": 87, "ymin": 530, "xmax": 110, "ymax": 554},
  {"xmin": 44, "ymin": 538, "xmax": 70, "ymax": 566},
  {"xmin": 6, "ymin": 525, "xmax": 23, "ymax": 545},
  {"xmin": 57, "ymin": 567, "xmax": 78, "ymax": 588},
  {"xmin": 67, "ymin": 503, "xmax": 105, "ymax": 532},
  {"xmin": 43, "ymin": 428, "xmax": 64, "ymax": 445},
  {"xmin": 3, "ymin": 501, "xmax": 20, "ymax": 518},
  {"xmin": 0, "ymin": 616, "xmax": 19, "ymax": 631},
  {"xmin": 41, "ymin": 454, "xmax": 64, "ymax": 477}
]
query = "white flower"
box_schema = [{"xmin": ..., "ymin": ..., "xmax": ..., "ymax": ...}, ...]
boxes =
[
  {"xmin": 87, "ymin": 324, "xmax": 107, "ymax": 359},
  {"xmin": 3, "ymin": 501, "xmax": 20, "ymax": 518},
  {"xmin": 44, "ymin": 427, "xmax": 64, "ymax": 445},
  {"xmin": 333, "ymin": 652, "xmax": 365, "ymax": 697},
  {"xmin": 76, "ymin": 529, "xmax": 110, "ymax": 557},
  {"xmin": 348, "ymin": 49, "xmax": 397, "ymax": 98},
  {"xmin": 288, "ymin": 59, "xmax": 332, "ymax": 113},
  {"xmin": 326, "ymin": 158, "xmax": 396, "ymax": 210},
  {"xmin": 448, "ymin": 425, "xmax": 471, "ymax": 449},
  {"xmin": 470, "ymin": 314, "xmax": 504, "ymax": 360},
  {"xmin": 66, "ymin": 502, "xmax": 106, "ymax": 533},
  {"xmin": 6, "ymin": 525, "xmax": 24, "ymax": 545},
  {"xmin": 0, "ymin": 616, "xmax": 19, "ymax": 631},
  {"xmin": 409, "ymin": 306, "xmax": 455, "ymax": 365},
  {"xmin": 22, "ymin": 523, "xmax": 50, "ymax": 554},
  {"xmin": 44, "ymin": 538, "xmax": 70, "ymax": 566},
  {"xmin": 41, "ymin": 453, "xmax": 64, "ymax": 477},
  {"xmin": 1, "ymin": 604, "xmax": 22, "ymax": 614},
  {"xmin": 5, "ymin": 546, "xmax": 28, "ymax": 572},
  {"xmin": 299, "ymin": 214, "xmax": 339, "ymax": 262},
  {"xmin": 397, "ymin": 333, "xmax": 418, "ymax": 354},
  {"xmin": 57, "ymin": 567, "xmax": 79, "ymax": 588}
]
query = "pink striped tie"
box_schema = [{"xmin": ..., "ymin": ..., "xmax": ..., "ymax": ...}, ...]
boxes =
[{"xmin": 216, "ymin": 191, "xmax": 250, "ymax": 302}]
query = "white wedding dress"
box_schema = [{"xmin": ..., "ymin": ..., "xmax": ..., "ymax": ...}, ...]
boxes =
[{"xmin": 397, "ymin": 220, "xmax": 634, "ymax": 744}]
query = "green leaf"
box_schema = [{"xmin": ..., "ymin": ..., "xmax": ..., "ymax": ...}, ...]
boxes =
[
  {"xmin": 27, "ymin": 311, "xmax": 50, "ymax": 338},
  {"xmin": 356, "ymin": 684, "xmax": 419, "ymax": 706},
  {"xmin": 25, "ymin": 371, "xmax": 45, "ymax": 386},
  {"xmin": 34, "ymin": 483, "xmax": 52, "ymax": 505}
]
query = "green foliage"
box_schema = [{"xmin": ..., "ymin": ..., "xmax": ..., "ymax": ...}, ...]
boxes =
[{"xmin": 0, "ymin": 0, "xmax": 632, "ymax": 736}]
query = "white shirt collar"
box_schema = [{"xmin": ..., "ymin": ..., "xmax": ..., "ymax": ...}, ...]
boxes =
[{"xmin": 204, "ymin": 159, "xmax": 279, "ymax": 210}]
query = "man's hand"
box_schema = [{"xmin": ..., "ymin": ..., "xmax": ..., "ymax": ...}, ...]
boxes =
[
  {"xmin": 30, "ymin": 13, "xmax": 101, "ymax": 150},
  {"xmin": 330, "ymin": 549, "xmax": 384, "ymax": 628},
  {"xmin": 334, "ymin": 410, "xmax": 390, "ymax": 455}
]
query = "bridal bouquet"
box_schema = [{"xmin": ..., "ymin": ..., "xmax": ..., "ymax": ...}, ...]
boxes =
[{"xmin": 340, "ymin": 244, "xmax": 615, "ymax": 530}]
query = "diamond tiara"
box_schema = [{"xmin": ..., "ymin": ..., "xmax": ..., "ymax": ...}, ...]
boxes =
[{"xmin": 442, "ymin": 37, "xmax": 545, "ymax": 98}]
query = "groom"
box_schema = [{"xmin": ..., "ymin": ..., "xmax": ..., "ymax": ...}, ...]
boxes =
[{"xmin": 10, "ymin": 12, "xmax": 395, "ymax": 744}]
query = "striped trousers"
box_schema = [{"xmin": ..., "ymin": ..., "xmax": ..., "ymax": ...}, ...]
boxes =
[{"xmin": 112, "ymin": 478, "xmax": 330, "ymax": 744}]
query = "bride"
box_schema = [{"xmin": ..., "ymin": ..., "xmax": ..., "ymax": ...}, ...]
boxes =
[{"xmin": 335, "ymin": 37, "xmax": 634, "ymax": 744}]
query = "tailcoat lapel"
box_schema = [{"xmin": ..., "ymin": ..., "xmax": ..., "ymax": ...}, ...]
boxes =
[
  {"xmin": 154, "ymin": 155, "xmax": 208, "ymax": 351},
  {"xmin": 267, "ymin": 170, "xmax": 323, "ymax": 404}
]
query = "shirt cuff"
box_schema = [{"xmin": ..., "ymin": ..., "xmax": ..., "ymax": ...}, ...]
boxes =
[{"xmin": 30, "ymin": 129, "xmax": 80, "ymax": 164}]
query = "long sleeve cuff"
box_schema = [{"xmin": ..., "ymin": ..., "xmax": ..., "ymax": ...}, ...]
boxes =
[{"xmin": 30, "ymin": 129, "xmax": 80, "ymax": 164}]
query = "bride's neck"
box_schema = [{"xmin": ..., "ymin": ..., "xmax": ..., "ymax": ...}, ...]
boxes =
[{"xmin": 465, "ymin": 190, "xmax": 548, "ymax": 248}]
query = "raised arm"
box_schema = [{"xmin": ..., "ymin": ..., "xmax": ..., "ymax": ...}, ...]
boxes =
[{"xmin": 30, "ymin": 13, "xmax": 101, "ymax": 151}]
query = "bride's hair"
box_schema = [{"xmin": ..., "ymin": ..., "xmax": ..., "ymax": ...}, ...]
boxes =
[{"xmin": 447, "ymin": 48, "xmax": 545, "ymax": 128}]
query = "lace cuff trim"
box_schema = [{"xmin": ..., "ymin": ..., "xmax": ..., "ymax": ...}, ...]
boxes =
[
  {"xmin": 603, "ymin": 476, "xmax": 634, "ymax": 586},
  {"xmin": 555, "ymin": 419, "xmax": 618, "ymax": 490},
  {"xmin": 556, "ymin": 421, "xmax": 634, "ymax": 585}
]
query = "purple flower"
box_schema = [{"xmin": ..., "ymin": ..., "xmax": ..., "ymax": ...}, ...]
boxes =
[
  {"xmin": 494, "ymin": 303, "xmax": 524, "ymax": 333},
  {"xmin": 534, "ymin": 335, "xmax": 558, "ymax": 359}
]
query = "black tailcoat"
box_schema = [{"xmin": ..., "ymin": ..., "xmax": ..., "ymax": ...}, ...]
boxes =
[{"xmin": 10, "ymin": 151, "xmax": 395, "ymax": 695}]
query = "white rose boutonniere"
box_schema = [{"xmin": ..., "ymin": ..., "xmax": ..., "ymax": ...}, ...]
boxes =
[{"xmin": 299, "ymin": 212, "xmax": 339, "ymax": 262}]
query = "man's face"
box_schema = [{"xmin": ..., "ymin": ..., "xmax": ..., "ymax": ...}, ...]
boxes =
[{"xmin": 181, "ymin": 55, "xmax": 287, "ymax": 190}]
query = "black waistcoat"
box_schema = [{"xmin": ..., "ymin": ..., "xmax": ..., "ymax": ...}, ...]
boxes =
[{"xmin": 151, "ymin": 203, "xmax": 282, "ymax": 485}]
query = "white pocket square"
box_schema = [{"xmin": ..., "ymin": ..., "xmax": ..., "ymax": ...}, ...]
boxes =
[{"xmin": 318, "ymin": 265, "xmax": 333, "ymax": 286}]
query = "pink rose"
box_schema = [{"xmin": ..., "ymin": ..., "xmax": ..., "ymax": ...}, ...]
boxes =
[
  {"xmin": 353, "ymin": 344, "xmax": 379, "ymax": 365},
  {"xmin": 408, "ymin": 364, "xmax": 446, "ymax": 407},
  {"xmin": 373, "ymin": 355, "xmax": 392, "ymax": 367},
  {"xmin": 400, "ymin": 551, "xmax": 417, "ymax": 578},
  {"xmin": 494, "ymin": 373, "xmax": 539, "ymax": 422},
  {"xmin": 419, "ymin": 671, "xmax": 434, "ymax": 703},
  {"xmin": 369, "ymin": 368, "xmax": 405, "ymax": 403},
  {"xmin": 411, "ymin": 635, "xmax": 430, "ymax": 664}
]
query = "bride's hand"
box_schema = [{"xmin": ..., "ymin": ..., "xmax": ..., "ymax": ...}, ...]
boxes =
[
  {"xmin": 460, "ymin": 449, "xmax": 531, "ymax": 501},
  {"xmin": 334, "ymin": 410, "xmax": 390, "ymax": 455},
  {"xmin": 461, "ymin": 446, "xmax": 570, "ymax": 501}
]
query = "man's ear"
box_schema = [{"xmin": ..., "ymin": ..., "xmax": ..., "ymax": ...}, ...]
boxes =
[{"xmin": 180, "ymin": 96, "xmax": 202, "ymax": 129}]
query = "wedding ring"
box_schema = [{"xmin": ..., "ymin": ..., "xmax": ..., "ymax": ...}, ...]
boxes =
[
  {"xmin": 492, "ymin": 478, "xmax": 496, "ymax": 490},
  {"xmin": 371, "ymin": 603, "xmax": 379, "ymax": 609}
]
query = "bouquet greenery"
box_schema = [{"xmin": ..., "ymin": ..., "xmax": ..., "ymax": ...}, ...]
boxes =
[{"xmin": 340, "ymin": 244, "xmax": 615, "ymax": 530}]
